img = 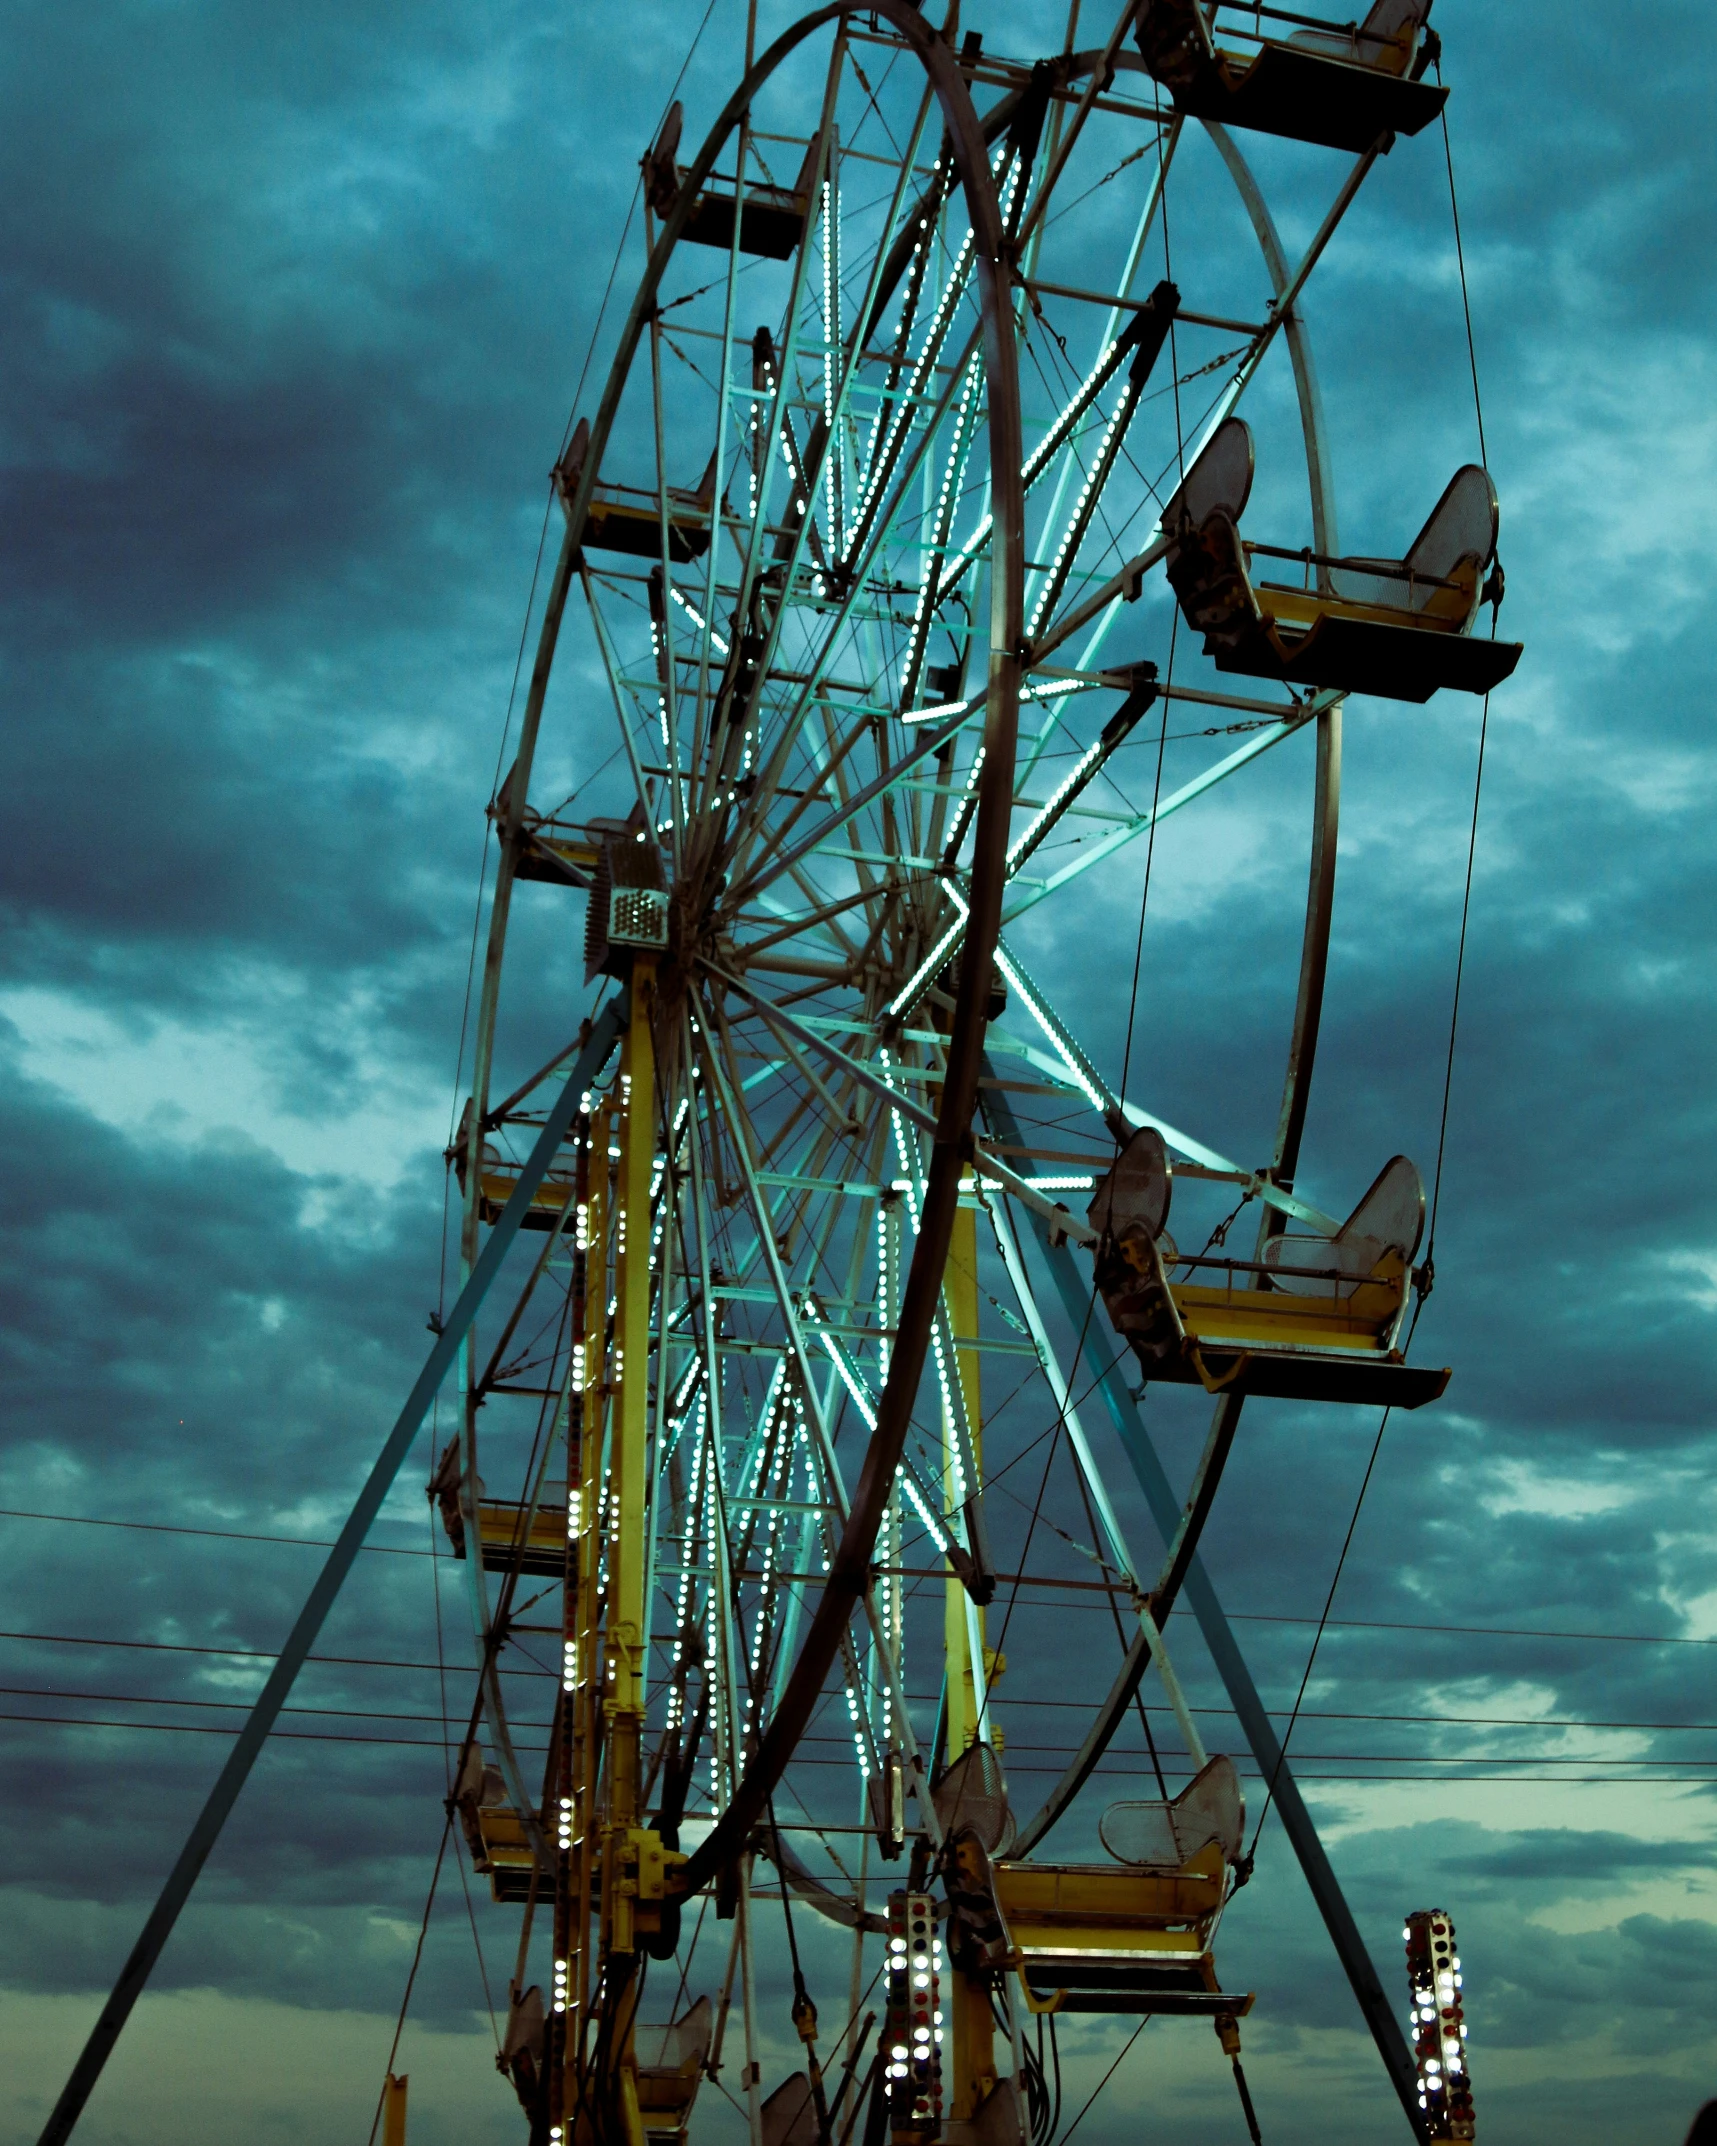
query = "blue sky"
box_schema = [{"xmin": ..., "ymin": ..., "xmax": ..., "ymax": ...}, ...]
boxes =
[{"xmin": 3, "ymin": 2, "xmax": 1716, "ymax": 2142}]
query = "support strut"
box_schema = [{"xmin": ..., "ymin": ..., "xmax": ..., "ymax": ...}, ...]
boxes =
[{"xmin": 36, "ymin": 994, "xmax": 632, "ymax": 2146}]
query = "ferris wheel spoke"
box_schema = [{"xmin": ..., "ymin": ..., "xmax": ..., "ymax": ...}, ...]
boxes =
[
  {"xmin": 729, "ymin": 313, "xmax": 988, "ymax": 859},
  {"xmin": 844, "ymin": 194, "xmax": 979, "ymax": 572},
  {"xmin": 977, "ymin": 1080, "xmax": 1245, "ymax": 1854},
  {"xmin": 891, "ymin": 693, "xmax": 1333, "ymax": 1013},
  {"xmin": 697, "ymin": 53, "xmax": 851, "ymax": 772},
  {"xmin": 710, "ymin": 963, "xmax": 936, "ymax": 1131},
  {"xmin": 738, "ymin": 1342, "xmax": 920, "ymax": 1814},
  {"xmin": 976, "ymin": 1181, "xmax": 1137, "ymax": 1588},
  {"xmin": 807, "ymin": 1304, "xmax": 989, "ymax": 1735},
  {"xmin": 819, "ymin": 144, "xmax": 847, "ymax": 557},
  {"xmin": 922, "ymin": 113, "xmax": 1182, "ymax": 625},
  {"xmin": 1021, "ymin": 126, "xmax": 1181, "ymax": 620},
  {"xmin": 719, "ymin": 154, "xmax": 948, "ymax": 810},
  {"xmin": 1023, "ymin": 294, "xmax": 1179, "ymax": 643},
  {"xmin": 1009, "ymin": 135, "xmax": 1376, "ymax": 694},
  {"xmin": 734, "ymin": 876, "xmax": 890, "ymax": 961},
  {"xmin": 991, "ymin": 667, "xmax": 1161, "ymax": 882},
  {"xmin": 685, "ymin": 116, "xmax": 779, "ymax": 771},
  {"xmin": 1009, "ymin": 2, "xmax": 1150, "ymax": 262}
]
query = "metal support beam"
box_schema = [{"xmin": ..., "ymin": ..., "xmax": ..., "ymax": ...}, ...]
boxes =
[
  {"xmin": 36, "ymin": 992, "xmax": 631, "ymax": 2146},
  {"xmin": 1025, "ymin": 1223, "xmax": 1427, "ymax": 2142}
]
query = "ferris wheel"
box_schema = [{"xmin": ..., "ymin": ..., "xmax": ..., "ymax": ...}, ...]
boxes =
[{"xmin": 433, "ymin": 3, "xmax": 1517, "ymax": 2143}]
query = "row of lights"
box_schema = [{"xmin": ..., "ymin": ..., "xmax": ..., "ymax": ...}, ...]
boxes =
[
  {"xmin": 884, "ymin": 1892, "xmax": 944, "ymax": 2133},
  {"xmin": 1405, "ymin": 1908, "xmax": 1474, "ymax": 2140}
]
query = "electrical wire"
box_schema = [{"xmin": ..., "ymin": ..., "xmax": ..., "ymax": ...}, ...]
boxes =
[
  {"xmin": 5, "ymin": 1600, "xmax": 1714, "ymax": 1673},
  {"xmin": 1435, "ymin": 73, "xmax": 1488, "ymax": 468},
  {"xmin": 453, "ymin": 1825, "xmax": 503, "ymax": 2054}
]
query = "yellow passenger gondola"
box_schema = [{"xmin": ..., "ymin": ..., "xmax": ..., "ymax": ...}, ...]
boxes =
[
  {"xmin": 946, "ymin": 1756, "xmax": 1253, "ymax": 2018},
  {"xmin": 632, "ymin": 1999, "xmax": 714, "ymax": 2145},
  {"xmin": 1135, "ymin": 0, "xmax": 1447, "ymax": 154},
  {"xmin": 645, "ymin": 101, "xmax": 819, "ymax": 261}
]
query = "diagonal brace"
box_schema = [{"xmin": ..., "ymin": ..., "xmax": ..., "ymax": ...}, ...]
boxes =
[{"xmin": 37, "ymin": 993, "xmax": 632, "ymax": 2146}]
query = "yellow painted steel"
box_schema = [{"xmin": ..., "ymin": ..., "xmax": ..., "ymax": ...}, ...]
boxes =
[
  {"xmin": 471, "ymin": 1804, "xmax": 534, "ymax": 1897},
  {"xmin": 563, "ymin": 1085, "xmax": 608, "ymax": 2068},
  {"xmin": 632, "ymin": 2042, "xmax": 705, "ymax": 2141},
  {"xmin": 558, "ymin": 964, "xmax": 681, "ymax": 2138},
  {"xmin": 478, "ymin": 1169, "xmax": 580, "ymax": 1224},
  {"xmin": 942, "ymin": 1178, "xmax": 997, "ymax": 2126},
  {"xmin": 993, "ymin": 1845, "xmax": 1227, "ymax": 1935},
  {"xmin": 474, "ymin": 1497, "xmax": 565, "ymax": 1563},
  {"xmin": 943, "ymin": 1187, "xmax": 984, "ymax": 1762},
  {"xmin": 1252, "ymin": 560, "xmax": 1479, "ymax": 636},
  {"xmin": 618, "ymin": 2064, "xmax": 648, "ymax": 2146}
]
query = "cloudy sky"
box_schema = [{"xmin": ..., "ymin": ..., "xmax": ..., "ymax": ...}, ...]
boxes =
[{"xmin": 4, "ymin": 1, "xmax": 1716, "ymax": 2142}]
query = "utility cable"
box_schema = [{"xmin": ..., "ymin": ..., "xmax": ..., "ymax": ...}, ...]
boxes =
[
  {"xmin": 1422, "ymin": 686, "xmax": 1490, "ymax": 1281},
  {"xmin": 453, "ymin": 1828, "xmax": 503, "ymax": 2055},
  {"xmin": 1246, "ymin": 40, "xmax": 1507, "ymax": 1864},
  {"xmin": 1434, "ymin": 72, "xmax": 1488, "ymax": 468},
  {"xmin": 1246, "ymin": 1405, "xmax": 1393, "ymax": 1857},
  {"xmin": 0, "ymin": 1508, "xmax": 432, "ymax": 1557}
]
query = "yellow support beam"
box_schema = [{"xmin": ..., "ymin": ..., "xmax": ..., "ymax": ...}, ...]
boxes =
[
  {"xmin": 942, "ymin": 1177, "xmax": 996, "ymax": 2127},
  {"xmin": 562, "ymin": 1091, "xmax": 606, "ymax": 2091},
  {"xmin": 382, "ymin": 2073, "xmax": 407, "ymax": 2146}
]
